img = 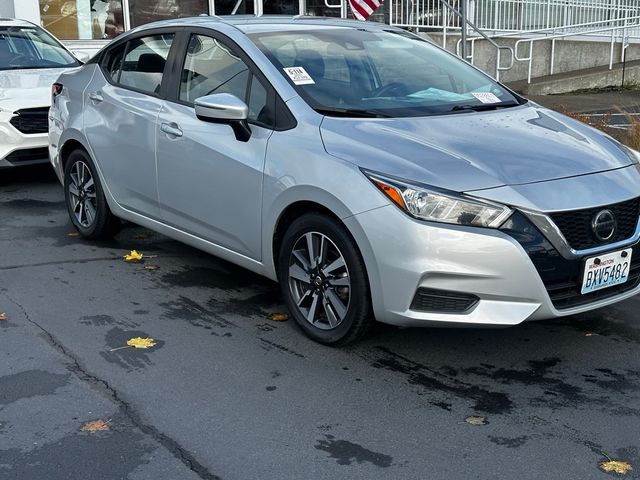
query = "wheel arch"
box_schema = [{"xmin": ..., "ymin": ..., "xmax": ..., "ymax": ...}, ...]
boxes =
[{"xmin": 271, "ymin": 200, "xmax": 345, "ymax": 279}]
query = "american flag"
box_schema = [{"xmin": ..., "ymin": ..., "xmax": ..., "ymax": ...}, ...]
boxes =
[{"xmin": 349, "ymin": 0, "xmax": 383, "ymax": 21}]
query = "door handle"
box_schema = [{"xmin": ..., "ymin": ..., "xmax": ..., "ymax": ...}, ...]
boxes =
[
  {"xmin": 88, "ymin": 91, "xmax": 103, "ymax": 102},
  {"xmin": 160, "ymin": 122, "xmax": 183, "ymax": 138}
]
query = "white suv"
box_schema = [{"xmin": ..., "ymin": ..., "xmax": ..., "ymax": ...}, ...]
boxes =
[{"xmin": 0, "ymin": 18, "xmax": 81, "ymax": 168}]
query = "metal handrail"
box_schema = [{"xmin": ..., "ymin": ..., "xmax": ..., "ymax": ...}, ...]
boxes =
[
  {"xmin": 513, "ymin": 14, "xmax": 640, "ymax": 82},
  {"xmin": 437, "ymin": 0, "xmax": 514, "ymax": 80}
]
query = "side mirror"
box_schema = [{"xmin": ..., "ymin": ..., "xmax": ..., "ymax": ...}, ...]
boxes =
[
  {"xmin": 72, "ymin": 51, "xmax": 90, "ymax": 63},
  {"xmin": 194, "ymin": 93, "xmax": 251, "ymax": 142}
]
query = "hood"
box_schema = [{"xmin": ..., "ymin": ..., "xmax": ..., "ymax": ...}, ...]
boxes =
[
  {"xmin": 320, "ymin": 103, "xmax": 632, "ymax": 192},
  {"xmin": 0, "ymin": 68, "xmax": 71, "ymax": 111}
]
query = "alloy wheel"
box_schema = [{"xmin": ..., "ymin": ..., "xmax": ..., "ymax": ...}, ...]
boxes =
[
  {"xmin": 288, "ymin": 232, "xmax": 351, "ymax": 330},
  {"xmin": 68, "ymin": 160, "xmax": 97, "ymax": 228}
]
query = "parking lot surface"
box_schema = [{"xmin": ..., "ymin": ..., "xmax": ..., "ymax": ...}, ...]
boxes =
[{"xmin": 1, "ymin": 166, "xmax": 640, "ymax": 479}]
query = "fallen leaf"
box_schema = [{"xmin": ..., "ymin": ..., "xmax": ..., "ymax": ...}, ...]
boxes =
[
  {"xmin": 67, "ymin": 232, "xmax": 79, "ymax": 237},
  {"xmin": 464, "ymin": 415, "xmax": 487, "ymax": 426},
  {"xmin": 123, "ymin": 250, "xmax": 144, "ymax": 262},
  {"xmin": 0, "ymin": 313, "xmax": 6, "ymax": 321},
  {"xmin": 126, "ymin": 337, "xmax": 156, "ymax": 349},
  {"xmin": 269, "ymin": 312, "xmax": 289, "ymax": 322},
  {"xmin": 584, "ymin": 332, "xmax": 599, "ymax": 337},
  {"xmin": 143, "ymin": 265, "xmax": 159, "ymax": 271},
  {"xmin": 600, "ymin": 460, "xmax": 632, "ymax": 475},
  {"xmin": 80, "ymin": 419, "xmax": 110, "ymax": 432}
]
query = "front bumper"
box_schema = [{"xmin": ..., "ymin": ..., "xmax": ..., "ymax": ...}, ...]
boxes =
[
  {"xmin": 345, "ymin": 204, "xmax": 640, "ymax": 328},
  {"xmin": 0, "ymin": 112, "xmax": 50, "ymax": 168}
]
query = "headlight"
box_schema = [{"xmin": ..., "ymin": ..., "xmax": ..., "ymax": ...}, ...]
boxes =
[{"xmin": 364, "ymin": 171, "xmax": 512, "ymax": 228}]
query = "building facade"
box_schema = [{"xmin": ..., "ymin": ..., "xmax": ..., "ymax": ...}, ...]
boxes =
[{"xmin": 0, "ymin": 0, "xmax": 370, "ymax": 45}]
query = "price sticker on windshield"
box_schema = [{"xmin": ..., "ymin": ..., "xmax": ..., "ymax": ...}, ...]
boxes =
[
  {"xmin": 283, "ymin": 67, "xmax": 315, "ymax": 85},
  {"xmin": 471, "ymin": 92, "xmax": 501, "ymax": 104}
]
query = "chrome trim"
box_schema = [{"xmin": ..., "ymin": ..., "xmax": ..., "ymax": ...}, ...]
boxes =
[{"xmin": 522, "ymin": 208, "xmax": 640, "ymax": 259}]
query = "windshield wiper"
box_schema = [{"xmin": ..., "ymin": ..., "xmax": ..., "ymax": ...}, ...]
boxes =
[
  {"xmin": 313, "ymin": 107, "xmax": 392, "ymax": 118},
  {"xmin": 449, "ymin": 101, "xmax": 521, "ymax": 112}
]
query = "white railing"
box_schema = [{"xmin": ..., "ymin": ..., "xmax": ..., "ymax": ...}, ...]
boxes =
[
  {"xmin": 391, "ymin": 0, "xmax": 640, "ymax": 38},
  {"xmin": 453, "ymin": 12, "xmax": 640, "ymax": 81}
]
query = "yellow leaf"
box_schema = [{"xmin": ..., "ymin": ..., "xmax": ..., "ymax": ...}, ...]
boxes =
[
  {"xmin": 269, "ymin": 312, "xmax": 289, "ymax": 322},
  {"xmin": 0, "ymin": 313, "xmax": 6, "ymax": 321},
  {"xmin": 464, "ymin": 415, "xmax": 487, "ymax": 425},
  {"xmin": 126, "ymin": 337, "xmax": 156, "ymax": 349},
  {"xmin": 81, "ymin": 419, "xmax": 110, "ymax": 432},
  {"xmin": 123, "ymin": 250, "xmax": 144, "ymax": 262},
  {"xmin": 600, "ymin": 460, "xmax": 632, "ymax": 475}
]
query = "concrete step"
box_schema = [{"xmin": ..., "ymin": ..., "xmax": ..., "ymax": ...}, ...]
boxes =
[{"xmin": 506, "ymin": 59, "xmax": 640, "ymax": 95}]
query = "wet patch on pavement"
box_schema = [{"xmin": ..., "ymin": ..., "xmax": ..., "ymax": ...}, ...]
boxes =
[
  {"xmin": 489, "ymin": 436, "xmax": 529, "ymax": 448},
  {"xmin": 79, "ymin": 314, "xmax": 138, "ymax": 328},
  {"xmin": 160, "ymin": 264, "xmax": 267, "ymax": 291},
  {"xmin": 160, "ymin": 295, "xmax": 235, "ymax": 336},
  {"xmin": 315, "ymin": 434, "xmax": 393, "ymax": 467},
  {"xmin": 259, "ymin": 338, "xmax": 305, "ymax": 358},
  {"xmin": 463, "ymin": 358, "xmax": 585, "ymax": 408},
  {"xmin": 0, "ymin": 421, "xmax": 10, "ymax": 434},
  {"xmin": 99, "ymin": 328, "xmax": 164, "ymax": 371},
  {"xmin": 0, "ymin": 370, "xmax": 70, "ymax": 406},
  {"xmin": 0, "ymin": 426, "xmax": 154, "ymax": 480},
  {"xmin": 208, "ymin": 289, "xmax": 284, "ymax": 319},
  {"xmin": 370, "ymin": 347, "xmax": 513, "ymax": 414}
]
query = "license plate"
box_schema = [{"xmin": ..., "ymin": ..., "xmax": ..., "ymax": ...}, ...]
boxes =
[{"xmin": 581, "ymin": 248, "xmax": 632, "ymax": 294}]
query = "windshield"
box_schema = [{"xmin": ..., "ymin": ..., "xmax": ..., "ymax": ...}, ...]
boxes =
[
  {"xmin": 249, "ymin": 28, "xmax": 521, "ymax": 118},
  {"xmin": 0, "ymin": 25, "xmax": 79, "ymax": 71}
]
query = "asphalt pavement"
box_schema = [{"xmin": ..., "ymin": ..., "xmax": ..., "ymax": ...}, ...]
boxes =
[{"xmin": 2, "ymin": 166, "xmax": 640, "ymax": 479}]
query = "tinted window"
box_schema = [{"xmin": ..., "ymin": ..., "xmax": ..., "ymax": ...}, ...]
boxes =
[
  {"xmin": 118, "ymin": 34, "xmax": 174, "ymax": 94},
  {"xmin": 0, "ymin": 25, "xmax": 79, "ymax": 70},
  {"xmin": 102, "ymin": 42, "xmax": 126, "ymax": 82},
  {"xmin": 179, "ymin": 35, "xmax": 249, "ymax": 104}
]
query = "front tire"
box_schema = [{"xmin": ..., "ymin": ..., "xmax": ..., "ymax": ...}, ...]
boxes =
[
  {"xmin": 64, "ymin": 149, "xmax": 120, "ymax": 239},
  {"xmin": 278, "ymin": 213, "xmax": 373, "ymax": 345}
]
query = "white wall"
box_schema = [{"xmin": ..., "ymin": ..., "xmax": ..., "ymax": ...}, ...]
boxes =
[
  {"xmin": 0, "ymin": 1, "xmax": 16, "ymax": 18},
  {"xmin": 13, "ymin": 0, "xmax": 40, "ymax": 23}
]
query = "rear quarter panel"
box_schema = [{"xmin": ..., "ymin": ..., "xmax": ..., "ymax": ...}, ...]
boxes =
[{"xmin": 49, "ymin": 64, "xmax": 98, "ymax": 182}]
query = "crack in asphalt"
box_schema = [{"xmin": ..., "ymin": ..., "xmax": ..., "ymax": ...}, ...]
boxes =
[{"xmin": 1, "ymin": 291, "xmax": 222, "ymax": 480}]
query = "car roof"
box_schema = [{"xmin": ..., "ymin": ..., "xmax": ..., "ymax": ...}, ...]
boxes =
[
  {"xmin": 126, "ymin": 15, "xmax": 395, "ymax": 35},
  {"xmin": 0, "ymin": 18, "xmax": 37, "ymax": 28}
]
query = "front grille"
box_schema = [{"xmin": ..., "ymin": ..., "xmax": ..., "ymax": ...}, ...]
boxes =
[
  {"xmin": 501, "ymin": 212, "xmax": 640, "ymax": 310},
  {"xmin": 550, "ymin": 198, "xmax": 640, "ymax": 250},
  {"xmin": 9, "ymin": 107, "xmax": 49, "ymax": 134},
  {"xmin": 410, "ymin": 288, "xmax": 479, "ymax": 313},
  {"xmin": 5, "ymin": 148, "xmax": 49, "ymax": 164}
]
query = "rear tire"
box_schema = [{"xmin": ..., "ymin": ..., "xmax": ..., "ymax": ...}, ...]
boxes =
[
  {"xmin": 64, "ymin": 149, "xmax": 120, "ymax": 239},
  {"xmin": 278, "ymin": 213, "xmax": 373, "ymax": 345}
]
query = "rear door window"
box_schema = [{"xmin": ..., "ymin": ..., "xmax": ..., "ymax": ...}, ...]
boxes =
[{"xmin": 110, "ymin": 34, "xmax": 174, "ymax": 95}]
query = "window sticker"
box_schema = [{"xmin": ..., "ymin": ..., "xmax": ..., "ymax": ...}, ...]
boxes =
[
  {"xmin": 283, "ymin": 66, "xmax": 315, "ymax": 85},
  {"xmin": 471, "ymin": 92, "xmax": 501, "ymax": 104}
]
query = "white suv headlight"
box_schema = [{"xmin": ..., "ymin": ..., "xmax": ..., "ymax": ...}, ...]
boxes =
[{"xmin": 364, "ymin": 171, "xmax": 512, "ymax": 228}]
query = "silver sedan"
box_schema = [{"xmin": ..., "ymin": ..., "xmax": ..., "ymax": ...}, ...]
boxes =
[{"xmin": 49, "ymin": 16, "xmax": 640, "ymax": 344}]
